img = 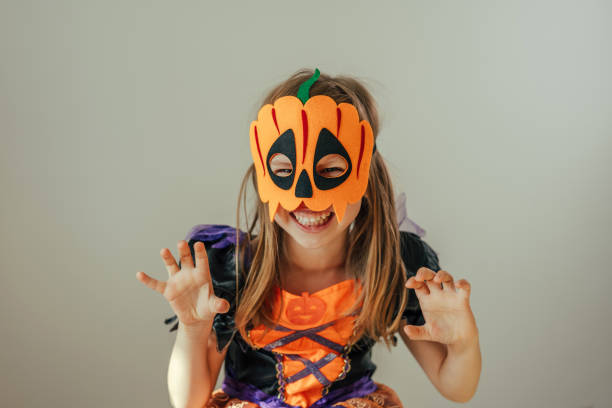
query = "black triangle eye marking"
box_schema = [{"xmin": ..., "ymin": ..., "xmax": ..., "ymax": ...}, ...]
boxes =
[
  {"xmin": 313, "ymin": 128, "xmax": 352, "ymax": 190},
  {"xmin": 266, "ymin": 129, "xmax": 296, "ymax": 190}
]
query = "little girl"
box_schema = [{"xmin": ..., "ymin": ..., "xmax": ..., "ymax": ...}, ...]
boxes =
[{"xmin": 137, "ymin": 68, "xmax": 481, "ymax": 407}]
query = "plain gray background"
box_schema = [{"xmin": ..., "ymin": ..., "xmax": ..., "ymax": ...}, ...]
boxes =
[{"xmin": 1, "ymin": 0, "xmax": 610, "ymax": 407}]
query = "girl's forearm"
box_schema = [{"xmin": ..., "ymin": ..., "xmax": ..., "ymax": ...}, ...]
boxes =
[
  {"xmin": 167, "ymin": 321, "xmax": 214, "ymax": 408},
  {"xmin": 437, "ymin": 335, "xmax": 481, "ymax": 403}
]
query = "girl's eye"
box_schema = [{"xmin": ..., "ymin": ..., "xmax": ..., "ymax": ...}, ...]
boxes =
[
  {"xmin": 269, "ymin": 153, "xmax": 293, "ymax": 177},
  {"xmin": 320, "ymin": 167, "xmax": 345, "ymax": 177},
  {"xmin": 273, "ymin": 168, "xmax": 292, "ymax": 176},
  {"xmin": 316, "ymin": 154, "xmax": 348, "ymax": 179}
]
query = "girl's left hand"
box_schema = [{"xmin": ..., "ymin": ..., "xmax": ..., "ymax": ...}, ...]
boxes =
[{"xmin": 405, "ymin": 267, "xmax": 479, "ymax": 350}]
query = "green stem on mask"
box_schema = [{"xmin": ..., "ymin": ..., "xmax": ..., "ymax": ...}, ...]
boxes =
[{"xmin": 297, "ymin": 68, "xmax": 321, "ymax": 104}]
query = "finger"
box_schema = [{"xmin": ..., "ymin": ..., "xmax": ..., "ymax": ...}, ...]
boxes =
[
  {"xmin": 208, "ymin": 293, "xmax": 230, "ymax": 315},
  {"xmin": 434, "ymin": 269, "xmax": 456, "ymax": 291},
  {"xmin": 404, "ymin": 324, "xmax": 430, "ymax": 341},
  {"xmin": 178, "ymin": 240, "xmax": 194, "ymax": 270},
  {"xmin": 160, "ymin": 248, "xmax": 180, "ymax": 277},
  {"xmin": 136, "ymin": 271, "xmax": 167, "ymax": 295},
  {"xmin": 425, "ymin": 279, "xmax": 442, "ymax": 292},
  {"xmin": 217, "ymin": 298, "xmax": 230, "ymax": 314},
  {"xmin": 422, "ymin": 270, "xmax": 442, "ymax": 293},
  {"xmin": 215, "ymin": 297, "xmax": 230, "ymax": 314},
  {"xmin": 406, "ymin": 276, "xmax": 430, "ymax": 295},
  {"xmin": 193, "ymin": 241, "xmax": 212, "ymax": 287},
  {"xmin": 456, "ymin": 279, "xmax": 471, "ymax": 299},
  {"xmin": 415, "ymin": 267, "xmax": 436, "ymax": 282}
]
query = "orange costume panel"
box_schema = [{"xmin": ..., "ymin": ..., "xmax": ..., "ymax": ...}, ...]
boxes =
[{"xmin": 247, "ymin": 280, "xmax": 363, "ymax": 408}]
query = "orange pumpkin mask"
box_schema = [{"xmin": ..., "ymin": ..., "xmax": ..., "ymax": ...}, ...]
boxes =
[{"xmin": 249, "ymin": 69, "xmax": 375, "ymax": 223}]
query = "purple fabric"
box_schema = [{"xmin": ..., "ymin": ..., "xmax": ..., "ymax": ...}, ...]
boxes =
[
  {"xmin": 263, "ymin": 309, "xmax": 360, "ymax": 355},
  {"xmin": 314, "ymin": 375, "xmax": 378, "ymax": 408},
  {"xmin": 263, "ymin": 320, "xmax": 341, "ymax": 352},
  {"xmin": 222, "ymin": 372, "xmax": 378, "ymax": 408},
  {"xmin": 185, "ymin": 224, "xmax": 246, "ymax": 249},
  {"xmin": 306, "ymin": 333, "xmax": 344, "ymax": 354},
  {"xmin": 222, "ymin": 374, "xmax": 300, "ymax": 408},
  {"xmin": 395, "ymin": 192, "xmax": 426, "ymax": 238},
  {"xmin": 285, "ymin": 353, "xmax": 337, "ymax": 385}
]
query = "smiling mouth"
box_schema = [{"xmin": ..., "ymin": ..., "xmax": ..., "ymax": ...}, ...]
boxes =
[
  {"xmin": 289, "ymin": 204, "xmax": 334, "ymax": 228},
  {"xmin": 291, "ymin": 210, "xmax": 333, "ymax": 227}
]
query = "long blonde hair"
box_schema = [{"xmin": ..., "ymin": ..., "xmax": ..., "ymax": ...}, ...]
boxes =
[{"xmin": 233, "ymin": 69, "xmax": 407, "ymax": 349}]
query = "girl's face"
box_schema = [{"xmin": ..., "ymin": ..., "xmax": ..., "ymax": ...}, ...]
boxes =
[
  {"xmin": 273, "ymin": 198, "xmax": 362, "ymax": 250},
  {"xmin": 270, "ymin": 150, "xmax": 363, "ymax": 249}
]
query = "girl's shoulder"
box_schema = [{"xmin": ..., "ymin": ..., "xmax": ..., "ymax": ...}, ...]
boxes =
[
  {"xmin": 185, "ymin": 223, "xmax": 247, "ymax": 250},
  {"xmin": 395, "ymin": 191, "xmax": 440, "ymax": 272},
  {"xmin": 396, "ymin": 230, "xmax": 442, "ymax": 327},
  {"xmin": 399, "ymin": 230, "xmax": 441, "ymax": 273},
  {"xmin": 185, "ymin": 223, "xmax": 248, "ymax": 292}
]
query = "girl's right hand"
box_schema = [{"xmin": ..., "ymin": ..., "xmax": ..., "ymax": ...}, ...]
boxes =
[{"xmin": 136, "ymin": 240, "xmax": 230, "ymax": 328}]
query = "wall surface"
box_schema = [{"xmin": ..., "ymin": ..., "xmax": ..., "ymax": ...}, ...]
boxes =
[{"xmin": 1, "ymin": 1, "xmax": 610, "ymax": 407}]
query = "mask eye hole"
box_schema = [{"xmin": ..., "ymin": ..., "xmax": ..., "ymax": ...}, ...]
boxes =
[
  {"xmin": 316, "ymin": 154, "xmax": 348, "ymax": 179},
  {"xmin": 269, "ymin": 153, "xmax": 293, "ymax": 177}
]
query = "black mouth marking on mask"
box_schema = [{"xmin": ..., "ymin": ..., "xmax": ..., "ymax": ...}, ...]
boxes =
[
  {"xmin": 266, "ymin": 129, "xmax": 296, "ymax": 190},
  {"xmin": 313, "ymin": 128, "xmax": 352, "ymax": 190}
]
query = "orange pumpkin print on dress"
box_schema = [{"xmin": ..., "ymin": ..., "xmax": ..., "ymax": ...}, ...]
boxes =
[
  {"xmin": 249, "ymin": 69, "xmax": 375, "ymax": 223},
  {"xmin": 248, "ymin": 279, "xmax": 364, "ymax": 408},
  {"xmin": 286, "ymin": 293, "xmax": 327, "ymax": 325}
]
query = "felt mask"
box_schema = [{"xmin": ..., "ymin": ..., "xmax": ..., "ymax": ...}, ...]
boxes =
[{"xmin": 249, "ymin": 69, "xmax": 375, "ymax": 223}]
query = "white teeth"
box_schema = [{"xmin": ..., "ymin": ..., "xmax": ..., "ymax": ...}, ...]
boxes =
[{"xmin": 293, "ymin": 211, "xmax": 331, "ymax": 227}]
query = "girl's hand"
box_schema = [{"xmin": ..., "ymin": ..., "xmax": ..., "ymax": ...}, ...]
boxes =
[
  {"xmin": 405, "ymin": 267, "xmax": 478, "ymax": 349},
  {"xmin": 136, "ymin": 240, "xmax": 230, "ymax": 328}
]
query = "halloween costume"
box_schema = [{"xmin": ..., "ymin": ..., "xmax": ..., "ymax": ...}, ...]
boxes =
[
  {"xmin": 163, "ymin": 69, "xmax": 442, "ymax": 407},
  {"xmin": 164, "ymin": 218, "xmax": 441, "ymax": 408}
]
